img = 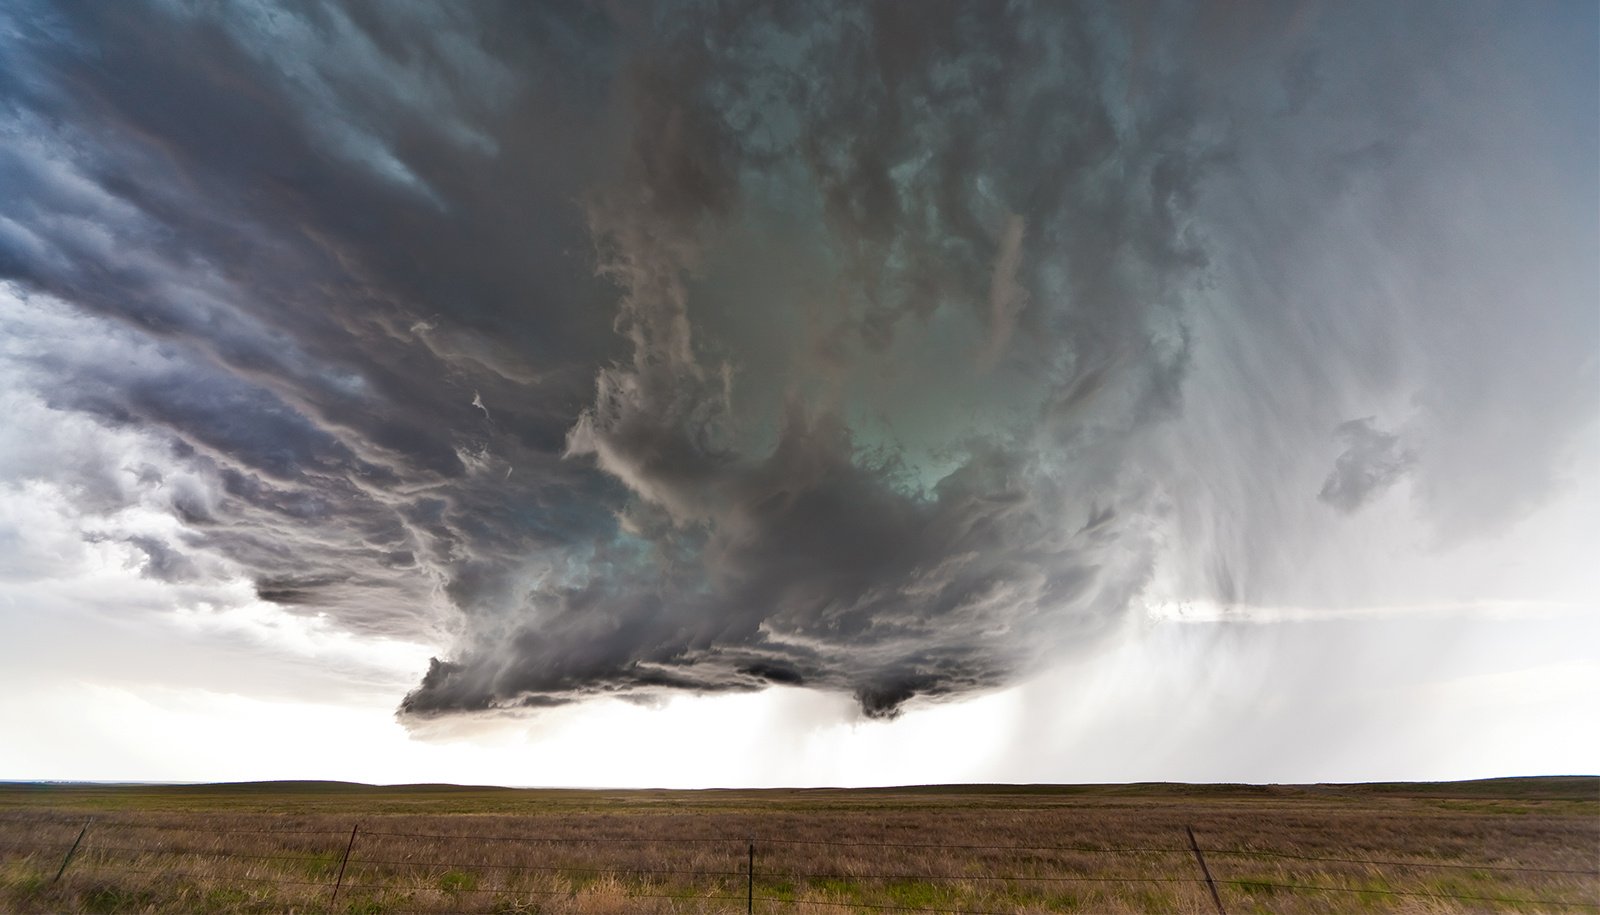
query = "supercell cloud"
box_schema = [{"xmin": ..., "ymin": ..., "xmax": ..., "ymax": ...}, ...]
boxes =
[{"xmin": 0, "ymin": 2, "xmax": 1594, "ymax": 719}]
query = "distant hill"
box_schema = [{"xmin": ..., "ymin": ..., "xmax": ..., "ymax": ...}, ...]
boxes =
[{"xmin": 2, "ymin": 775, "xmax": 1593, "ymax": 800}]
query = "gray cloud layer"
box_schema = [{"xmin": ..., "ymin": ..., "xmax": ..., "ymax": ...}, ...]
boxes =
[{"xmin": 1, "ymin": 0, "xmax": 1594, "ymax": 719}]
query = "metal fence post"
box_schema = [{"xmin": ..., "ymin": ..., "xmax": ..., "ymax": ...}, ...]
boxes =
[
  {"xmin": 747, "ymin": 837, "xmax": 754, "ymax": 914},
  {"xmin": 52, "ymin": 819, "xmax": 90, "ymax": 883},
  {"xmin": 1186, "ymin": 825, "xmax": 1226, "ymax": 915},
  {"xmin": 331, "ymin": 824, "xmax": 360, "ymax": 903}
]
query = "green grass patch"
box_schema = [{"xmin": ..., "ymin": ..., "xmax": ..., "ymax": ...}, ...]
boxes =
[
  {"xmin": 1350, "ymin": 876, "xmax": 1399, "ymax": 910},
  {"xmin": 204, "ymin": 886, "xmax": 252, "ymax": 907},
  {"xmin": 759, "ymin": 878, "xmax": 796, "ymax": 901},
  {"xmin": 1232, "ymin": 879, "xmax": 1281, "ymax": 895},
  {"xmin": 806, "ymin": 876, "xmax": 857, "ymax": 897},
  {"xmin": 80, "ymin": 884, "xmax": 159, "ymax": 914},
  {"xmin": 6, "ymin": 872, "xmax": 47, "ymax": 897},
  {"xmin": 301, "ymin": 849, "xmax": 343, "ymax": 878},
  {"xmin": 882, "ymin": 879, "xmax": 962, "ymax": 910}
]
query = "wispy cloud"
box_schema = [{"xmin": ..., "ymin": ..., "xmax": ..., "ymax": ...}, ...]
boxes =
[{"xmin": 1144, "ymin": 599, "xmax": 1592, "ymax": 625}]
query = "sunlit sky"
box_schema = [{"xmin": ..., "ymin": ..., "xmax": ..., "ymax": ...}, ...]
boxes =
[{"xmin": 1, "ymin": 0, "xmax": 1595, "ymax": 787}]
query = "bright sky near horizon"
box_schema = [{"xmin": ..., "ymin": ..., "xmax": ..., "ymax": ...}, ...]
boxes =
[{"xmin": 0, "ymin": 0, "xmax": 1595, "ymax": 787}]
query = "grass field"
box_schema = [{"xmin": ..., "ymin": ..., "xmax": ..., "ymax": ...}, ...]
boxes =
[{"xmin": 0, "ymin": 778, "xmax": 1594, "ymax": 913}]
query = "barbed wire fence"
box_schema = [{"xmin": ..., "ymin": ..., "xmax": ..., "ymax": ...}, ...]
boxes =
[{"xmin": 1, "ymin": 813, "xmax": 1596, "ymax": 914}]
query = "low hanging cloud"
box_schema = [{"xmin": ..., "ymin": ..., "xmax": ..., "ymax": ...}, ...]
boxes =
[
  {"xmin": 404, "ymin": 2, "xmax": 1206, "ymax": 716},
  {"xmin": 0, "ymin": 1, "xmax": 1593, "ymax": 721}
]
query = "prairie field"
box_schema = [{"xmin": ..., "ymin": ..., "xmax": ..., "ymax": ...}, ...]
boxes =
[{"xmin": 0, "ymin": 778, "xmax": 1594, "ymax": 914}]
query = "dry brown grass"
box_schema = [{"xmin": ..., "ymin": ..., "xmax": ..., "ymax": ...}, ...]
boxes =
[{"xmin": 0, "ymin": 780, "xmax": 1594, "ymax": 913}]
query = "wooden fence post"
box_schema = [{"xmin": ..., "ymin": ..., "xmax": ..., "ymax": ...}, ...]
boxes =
[
  {"xmin": 747, "ymin": 838, "xmax": 755, "ymax": 914},
  {"xmin": 331, "ymin": 824, "xmax": 360, "ymax": 903},
  {"xmin": 52, "ymin": 819, "xmax": 90, "ymax": 883},
  {"xmin": 1186, "ymin": 825, "xmax": 1226, "ymax": 915}
]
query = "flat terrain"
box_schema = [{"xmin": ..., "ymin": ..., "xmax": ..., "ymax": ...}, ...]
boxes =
[{"xmin": 0, "ymin": 778, "xmax": 1594, "ymax": 913}]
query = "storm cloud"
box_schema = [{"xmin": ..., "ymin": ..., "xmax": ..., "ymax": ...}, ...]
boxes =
[
  {"xmin": 1, "ymin": 1, "xmax": 1593, "ymax": 720},
  {"xmin": 1319, "ymin": 418, "xmax": 1415, "ymax": 513}
]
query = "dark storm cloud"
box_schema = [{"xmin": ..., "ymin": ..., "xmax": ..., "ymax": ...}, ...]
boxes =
[
  {"xmin": 404, "ymin": 0, "xmax": 1234, "ymax": 716},
  {"xmin": 2, "ymin": 1, "xmax": 1594, "ymax": 719},
  {"xmin": 1318, "ymin": 418, "xmax": 1415, "ymax": 512}
]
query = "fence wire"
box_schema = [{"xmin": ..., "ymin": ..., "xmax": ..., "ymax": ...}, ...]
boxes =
[
  {"xmin": 1, "ymin": 816, "xmax": 1595, "ymax": 912},
  {"xmin": 1207, "ymin": 845, "xmax": 1597, "ymax": 874}
]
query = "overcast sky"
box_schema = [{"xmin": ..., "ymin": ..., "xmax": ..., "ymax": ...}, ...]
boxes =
[{"xmin": 0, "ymin": 0, "xmax": 1595, "ymax": 787}]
